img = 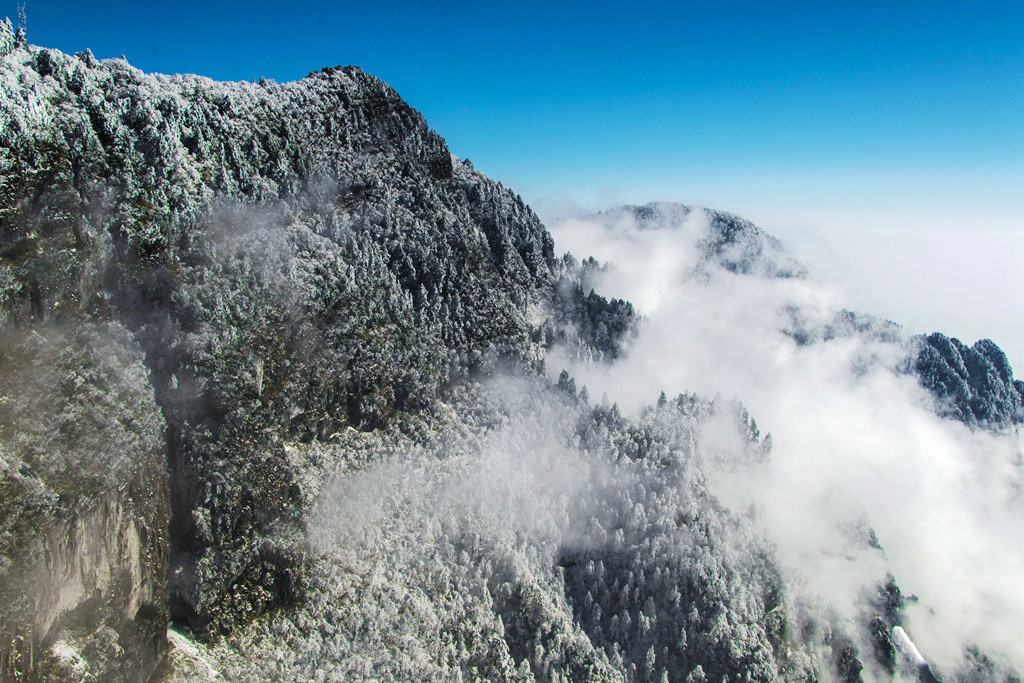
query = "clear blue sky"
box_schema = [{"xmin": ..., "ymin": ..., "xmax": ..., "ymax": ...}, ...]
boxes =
[{"xmin": 9, "ymin": 1, "xmax": 1024, "ymax": 363}]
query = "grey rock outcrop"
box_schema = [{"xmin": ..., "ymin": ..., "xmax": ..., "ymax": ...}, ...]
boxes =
[{"xmin": 0, "ymin": 322, "xmax": 168, "ymax": 680}]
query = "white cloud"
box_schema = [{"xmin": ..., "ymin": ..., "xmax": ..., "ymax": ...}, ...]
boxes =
[{"xmin": 547, "ymin": 207, "xmax": 1024, "ymax": 670}]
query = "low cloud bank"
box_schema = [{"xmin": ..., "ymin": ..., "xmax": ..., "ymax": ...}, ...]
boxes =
[{"xmin": 548, "ymin": 207, "xmax": 1024, "ymax": 670}]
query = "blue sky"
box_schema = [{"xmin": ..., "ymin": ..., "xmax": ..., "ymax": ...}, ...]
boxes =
[{"xmin": 9, "ymin": 1, "xmax": 1024, "ymax": 363}]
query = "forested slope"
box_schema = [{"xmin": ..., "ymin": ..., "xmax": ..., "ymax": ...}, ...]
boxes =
[{"xmin": 1, "ymin": 21, "xmax": 1021, "ymax": 682}]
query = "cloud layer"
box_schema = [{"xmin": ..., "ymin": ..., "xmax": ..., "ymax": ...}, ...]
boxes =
[{"xmin": 547, "ymin": 206, "xmax": 1024, "ymax": 670}]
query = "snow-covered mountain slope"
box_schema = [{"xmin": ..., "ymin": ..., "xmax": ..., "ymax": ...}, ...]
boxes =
[
  {"xmin": 2, "ymin": 20, "xmax": 1022, "ymax": 682},
  {"xmin": 0, "ymin": 20, "xmax": 632, "ymax": 679}
]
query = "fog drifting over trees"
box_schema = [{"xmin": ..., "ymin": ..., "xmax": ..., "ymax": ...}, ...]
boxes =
[
  {"xmin": 2, "ymin": 22, "xmax": 1022, "ymax": 681},
  {"xmin": 548, "ymin": 204, "xmax": 1024, "ymax": 673}
]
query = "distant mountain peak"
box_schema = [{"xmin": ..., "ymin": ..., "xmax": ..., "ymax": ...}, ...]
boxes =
[{"xmin": 591, "ymin": 201, "xmax": 807, "ymax": 279}]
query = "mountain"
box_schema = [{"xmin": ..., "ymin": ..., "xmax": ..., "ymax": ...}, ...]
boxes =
[
  {"xmin": 2, "ymin": 22, "xmax": 1022, "ymax": 681},
  {"xmin": 0, "ymin": 21, "xmax": 632, "ymax": 679},
  {"xmin": 596, "ymin": 202, "xmax": 808, "ymax": 279},
  {"xmin": 570, "ymin": 202, "xmax": 1023, "ymax": 430}
]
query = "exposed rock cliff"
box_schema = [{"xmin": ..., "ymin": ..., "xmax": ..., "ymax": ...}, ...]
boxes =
[{"xmin": 0, "ymin": 322, "xmax": 168, "ymax": 680}]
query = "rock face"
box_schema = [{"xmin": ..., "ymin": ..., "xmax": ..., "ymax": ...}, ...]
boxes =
[{"xmin": 0, "ymin": 322, "xmax": 168, "ymax": 680}]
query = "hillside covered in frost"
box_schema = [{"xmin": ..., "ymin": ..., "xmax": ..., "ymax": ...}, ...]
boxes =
[{"xmin": 2, "ymin": 21, "xmax": 1022, "ymax": 682}]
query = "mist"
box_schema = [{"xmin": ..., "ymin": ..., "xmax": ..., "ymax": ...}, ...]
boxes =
[
  {"xmin": 178, "ymin": 198, "xmax": 1023, "ymax": 679},
  {"xmin": 530, "ymin": 187, "xmax": 1024, "ymax": 372},
  {"xmin": 546, "ymin": 206, "xmax": 1024, "ymax": 671}
]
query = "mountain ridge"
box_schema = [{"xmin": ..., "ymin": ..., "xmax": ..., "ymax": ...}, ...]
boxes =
[{"xmin": 2, "ymin": 23, "xmax": 1021, "ymax": 681}]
